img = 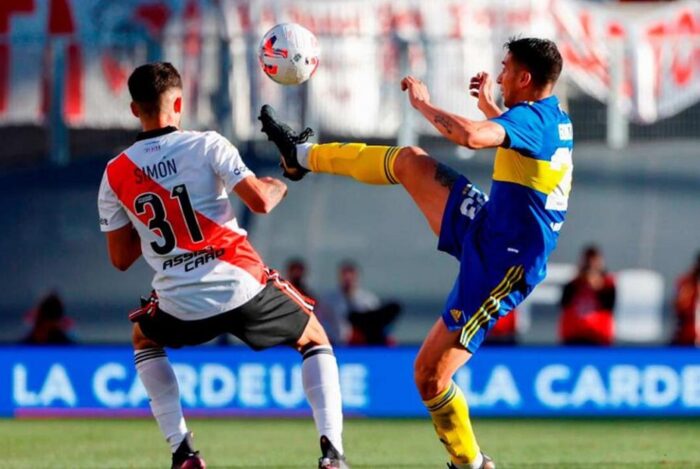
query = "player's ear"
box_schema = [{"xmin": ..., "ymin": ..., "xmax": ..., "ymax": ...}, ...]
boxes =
[
  {"xmin": 130, "ymin": 102, "xmax": 140, "ymax": 118},
  {"xmin": 519, "ymin": 70, "xmax": 532, "ymax": 89},
  {"xmin": 174, "ymin": 96, "xmax": 182, "ymax": 114}
]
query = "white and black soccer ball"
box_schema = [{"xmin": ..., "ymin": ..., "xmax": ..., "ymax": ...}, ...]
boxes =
[{"xmin": 258, "ymin": 23, "xmax": 320, "ymax": 85}]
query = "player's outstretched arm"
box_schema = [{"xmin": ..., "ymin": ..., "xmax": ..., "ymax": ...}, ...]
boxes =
[
  {"xmin": 423, "ymin": 105, "xmax": 505, "ymax": 150},
  {"xmin": 234, "ymin": 175, "xmax": 288, "ymax": 214},
  {"xmin": 105, "ymin": 224, "xmax": 142, "ymax": 271},
  {"xmin": 401, "ymin": 76, "xmax": 506, "ymax": 150}
]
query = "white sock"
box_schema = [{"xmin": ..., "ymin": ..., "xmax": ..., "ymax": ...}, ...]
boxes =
[
  {"xmin": 452, "ymin": 453, "xmax": 484, "ymax": 469},
  {"xmin": 302, "ymin": 345, "xmax": 344, "ymax": 455},
  {"xmin": 296, "ymin": 143, "xmax": 314, "ymax": 170},
  {"xmin": 135, "ymin": 349, "xmax": 188, "ymax": 452}
]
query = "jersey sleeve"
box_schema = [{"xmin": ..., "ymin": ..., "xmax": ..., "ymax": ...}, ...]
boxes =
[
  {"xmin": 97, "ymin": 170, "xmax": 131, "ymax": 232},
  {"xmin": 208, "ymin": 132, "xmax": 254, "ymax": 192},
  {"xmin": 490, "ymin": 104, "xmax": 544, "ymax": 155}
]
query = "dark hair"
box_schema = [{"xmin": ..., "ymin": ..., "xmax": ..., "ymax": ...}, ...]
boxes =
[
  {"xmin": 505, "ymin": 37, "xmax": 563, "ymax": 88},
  {"xmin": 583, "ymin": 244, "xmax": 601, "ymax": 259},
  {"xmin": 286, "ymin": 257, "xmax": 306, "ymax": 269},
  {"xmin": 36, "ymin": 293, "xmax": 65, "ymax": 322},
  {"xmin": 127, "ymin": 62, "xmax": 182, "ymax": 116},
  {"xmin": 339, "ymin": 259, "xmax": 358, "ymax": 272}
]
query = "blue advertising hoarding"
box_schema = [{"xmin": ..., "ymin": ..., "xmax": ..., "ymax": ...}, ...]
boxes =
[{"xmin": 2, "ymin": 346, "xmax": 700, "ymax": 417}]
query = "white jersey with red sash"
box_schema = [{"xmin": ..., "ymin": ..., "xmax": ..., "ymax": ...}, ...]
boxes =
[{"xmin": 98, "ymin": 127, "xmax": 267, "ymax": 320}]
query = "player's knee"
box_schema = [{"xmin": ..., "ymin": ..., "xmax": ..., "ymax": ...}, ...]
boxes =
[
  {"xmin": 295, "ymin": 314, "xmax": 331, "ymax": 353},
  {"xmin": 394, "ymin": 146, "xmax": 433, "ymax": 181},
  {"xmin": 413, "ymin": 359, "xmax": 449, "ymax": 400}
]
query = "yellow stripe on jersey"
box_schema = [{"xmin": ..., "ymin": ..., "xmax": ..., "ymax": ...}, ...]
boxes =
[
  {"xmin": 459, "ymin": 266, "xmax": 524, "ymax": 347},
  {"xmin": 493, "ymin": 147, "xmax": 571, "ymax": 196}
]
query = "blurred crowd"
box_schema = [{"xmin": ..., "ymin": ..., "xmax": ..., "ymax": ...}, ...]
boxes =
[
  {"xmin": 486, "ymin": 245, "xmax": 700, "ymax": 348},
  {"xmin": 20, "ymin": 293, "xmax": 75, "ymax": 345},
  {"xmin": 560, "ymin": 245, "xmax": 700, "ymax": 347},
  {"xmin": 22, "ymin": 247, "xmax": 700, "ymax": 347},
  {"xmin": 286, "ymin": 259, "xmax": 402, "ymax": 346},
  {"xmin": 558, "ymin": 245, "xmax": 617, "ymax": 346},
  {"xmin": 672, "ymin": 252, "xmax": 700, "ymax": 346},
  {"xmin": 279, "ymin": 247, "xmax": 700, "ymax": 348}
]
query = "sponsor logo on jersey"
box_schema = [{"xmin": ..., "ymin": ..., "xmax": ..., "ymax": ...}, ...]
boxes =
[
  {"xmin": 144, "ymin": 142, "xmax": 161, "ymax": 153},
  {"xmin": 163, "ymin": 247, "xmax": 226, "ymax": 272},
  {"xmin": 233, "ymin": 165, "xmax": 248, "ymax": 176},
  {"xmin": 558, "ymin": 123, "xmax": 573, "ymax": 140},
  {"xmin": 134, "ymin": 159, "xmax": 178, "ymax": 184}
]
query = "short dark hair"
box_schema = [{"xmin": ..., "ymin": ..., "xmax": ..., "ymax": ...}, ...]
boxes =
[
  {"xmin": 127, "ymin": 62, "xmax": 182, "ymax": 116},
  {"xmin": 505, "ymin": 37, "xmax": 563, "ymax": 88},
  {"xmin": 583, "ymin": 244, "xmax": 601, "ymax": 260},
  {"xmin": 339, "ymin": 259, "xmax": 358, "ymax": 273},
  {"xmin": 36, "ymin": 293, "xmax": 65, "ymax": 322},
  {"xmin": 286, "ymin": 257, "xmax": 306, "ymax": 269}
]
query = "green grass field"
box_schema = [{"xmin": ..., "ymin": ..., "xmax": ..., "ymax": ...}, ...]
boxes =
[{"xmin": 4, "ymin": 418, "xmax": 700, "ymax": 468}]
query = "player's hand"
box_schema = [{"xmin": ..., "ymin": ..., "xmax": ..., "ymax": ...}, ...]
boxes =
[
  {"xmin": 401, "ymin": 76, "xmax": 430, "ymax": 110},
  {"xmin": 469, "ymin": 72, "xmax": 498, "ymax": 116},
  {"xmin": 260, "ymin": 176, "xmax": 288, "ymax": 198}
]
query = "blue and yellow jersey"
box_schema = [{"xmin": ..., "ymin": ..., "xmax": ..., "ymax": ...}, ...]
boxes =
[{"xmin": 488, "ymin": 96, "xmax": 573, "ymax": 276}]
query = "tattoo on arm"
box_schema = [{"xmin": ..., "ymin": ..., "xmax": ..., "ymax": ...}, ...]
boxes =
[
  {"xmin": 433, "ymin": 115, "xmax": 453, "ymax": 134},
  {"xmin": 434, "ymin": 163, "xmax": 460, "ymax": 189}
]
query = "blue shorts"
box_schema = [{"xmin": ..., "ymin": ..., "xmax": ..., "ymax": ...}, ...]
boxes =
[{"xmin": 438, "ymin": 176, "xmax": 538, "ymax": 353}]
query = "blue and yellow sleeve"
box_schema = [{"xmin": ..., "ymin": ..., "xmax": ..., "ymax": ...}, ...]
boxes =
[{"xmin": 490, "ymin": 104, "xmax": 543, "ymax": 155}]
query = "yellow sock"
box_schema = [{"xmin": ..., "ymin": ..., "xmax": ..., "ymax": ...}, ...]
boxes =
[
  {"xmin": 424, "ymin": 381, "xmax": 480, "ymax": 466},
  {"xmin": 307, "ymin": 143, "xmax": 400, "ymax": 185}
]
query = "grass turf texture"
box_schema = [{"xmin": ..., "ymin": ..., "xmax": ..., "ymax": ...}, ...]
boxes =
[{"xmin": 4, "ymin": 418, "xmax": 699, "ymax": 468}]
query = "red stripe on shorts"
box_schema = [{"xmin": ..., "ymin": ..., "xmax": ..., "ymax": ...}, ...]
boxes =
[{"xmin": 269, "ymin": 272, "xmax": 315, "ymax": 315}]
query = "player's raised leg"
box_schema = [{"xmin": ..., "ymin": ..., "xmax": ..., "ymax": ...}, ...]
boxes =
[
  {"xmin": 294, "ymin": 310, "xmax": 349, "ymax": 469},
  {"xmin": 393, "ymin": 148, "xmax": 458, "ymax": 236},
  {"xmin": 132, "ymin": 324, "xmax": 205, "ymax": 469},
  {"xmin": 302, "ymin": 142, "xmax": 454, "ymax": 236},
  {"xmin": 414, "ymin": 319, "xmax": 494, "ymax": 469},
  {"xmin": 258, "ymin": 105, "xmax": 454, "ymax": 236},
  {"xmin": 306, "ymin": 143, "xmax": 454, "ymax": 235}
]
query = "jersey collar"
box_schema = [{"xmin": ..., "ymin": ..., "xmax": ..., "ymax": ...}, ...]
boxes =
[
  {"xmin": 541, "ymin": 95, "xmax": 559, "ymax": 106},
  {"xmin": 531, "ymin": 95, "xmax": 559, "ymax": 108},
  {"xmin": 135, "ymin": 126, "xmax": 178, "ymax": 142},
  {"xmin": 521, "ymin": 95, "xmax": 559, "ymax": 107}
]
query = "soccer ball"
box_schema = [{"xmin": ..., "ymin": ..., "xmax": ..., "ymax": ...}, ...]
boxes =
[{"xmin": 258, "ymin": 23, "xmax": 320, "ymax": 85}]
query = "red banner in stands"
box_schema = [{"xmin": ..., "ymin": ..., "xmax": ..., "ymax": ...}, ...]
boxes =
[{"xmin": 0, "ymin": 0, "xmax": 698, "ymax": 127}]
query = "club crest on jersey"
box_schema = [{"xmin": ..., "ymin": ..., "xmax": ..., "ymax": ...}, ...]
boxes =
[
  {"xmin": 134, "ymin": 159, "xmax": 178, "ymax": 183},
  {"xmin": 450, "ymin": 309, "xmax": 463, "ymax": 322}
]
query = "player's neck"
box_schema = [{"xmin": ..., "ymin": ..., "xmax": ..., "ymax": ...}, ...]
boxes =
[
  {"xmin": 140, "ymin": 115, "xmax": 180, "ymax": 132},
  {"xmin": 517, "ymin": 86, "xmax": 553, "ymax": 104}
]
